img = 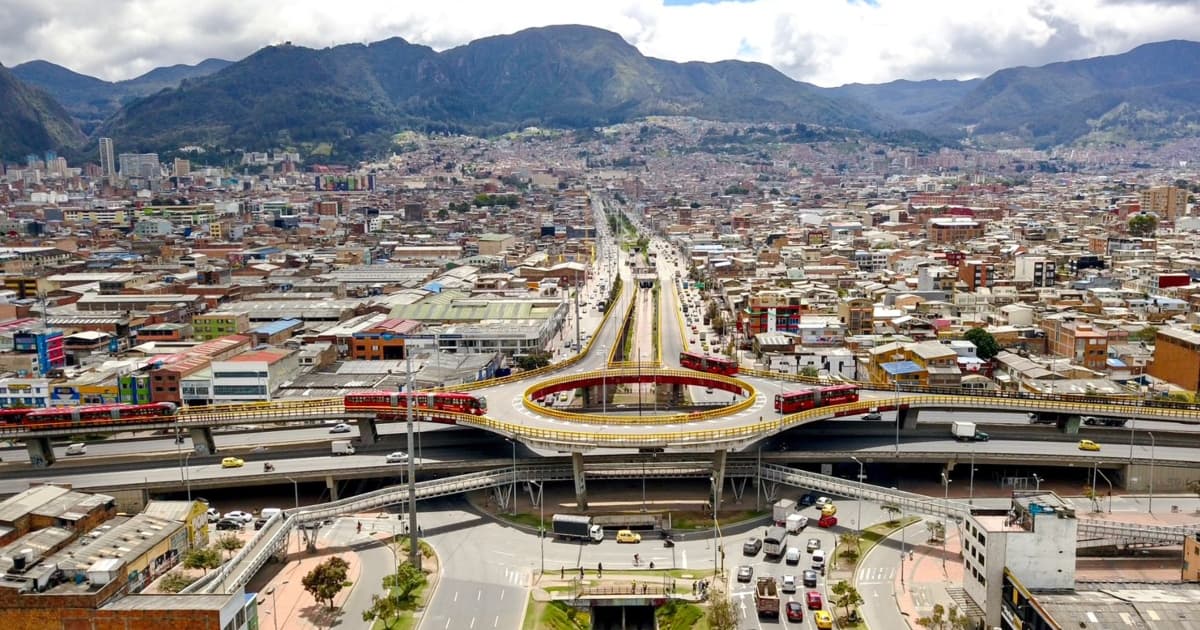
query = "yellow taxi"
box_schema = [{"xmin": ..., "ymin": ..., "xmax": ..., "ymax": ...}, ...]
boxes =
[
  {"xmin": 820, "ymin": 503, "xmax": 838, "ymax": 517},
  {"xmin": 814, "ymin": 609, "xmax": 833, "ymax": 629},
  {"xmin": 221, "ymin": 456, "xmax": 245, "ymax": 468},
  {"xmin": 1078, "ymin": 440, "xmax": 1101, "ymax": 452},
  {"xmin": 615, "ymin": 529, "xmax": 642, "ymax": 544}
]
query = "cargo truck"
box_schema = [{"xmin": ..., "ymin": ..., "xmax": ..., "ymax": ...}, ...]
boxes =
[
  {"xmin": 951, "ymin": 421, "xmax": 989, "ymax": 442},
  {"xmin": 755, "ymin": 576, "xmax": 780, "ymax": 618},
  {"xmin": 551, "ymin": 514, "xmax": 604, "ymax": 542},
  {"xmin": 331, "ymin": 440, "xmax": 356, "ymax": 456},
  {"xmin": 785, "ymin": 513, "xmax": 809, "ymax": 533},
  {"xmin": 773, "ymin": 499, "xmax": 797, "ymax": 524}
]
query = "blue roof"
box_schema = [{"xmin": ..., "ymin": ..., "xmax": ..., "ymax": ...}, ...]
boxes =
[
  {"xmin": 250, "ymin": 319, "xmax": 302, "ymax": 335},
  {"xmin": 881, "ymin": 360, "xmax": 924, "ymax": 376}
]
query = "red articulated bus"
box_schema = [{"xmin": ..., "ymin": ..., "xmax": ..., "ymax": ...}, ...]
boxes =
[
  {"xmin": 343, "ymin": 391, "xmax": 488, "ymax": 415},
  {"xmin": 679, "ymin": 351, "xmax": 738, "ymax": 376},
  {"xmin": 22, "ymin": 402, "xmax": 178, "ymax": 431},
  {"xmin": 774, "ymin": 385, "xmax": 860, "ymax": 414}
]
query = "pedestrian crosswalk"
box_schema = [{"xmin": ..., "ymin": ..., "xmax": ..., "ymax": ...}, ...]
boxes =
[
  {"xmin": 503, "ymin": 567, "xmax": 527, "ymax": 586},
  {"xmin": 857, "ymin": 566, "xmax": 896, "ymax": 583}
]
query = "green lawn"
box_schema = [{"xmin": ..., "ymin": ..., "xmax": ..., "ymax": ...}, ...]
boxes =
[
  {"xmin": 656, "ymin": 600, "xmax": 708, "ymax": 630},
  {"xmin": 835, "ymin": 516, "xmax": 921, "ymax": 568},
  {"xmin": 522, "ymin": 601, "xmax": 591, "ymax": 630},
  {"xmin": 671, "ymin": 509, "xmax": 767, "ymax": 530}
]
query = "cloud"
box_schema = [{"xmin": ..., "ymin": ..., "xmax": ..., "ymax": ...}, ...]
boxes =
[{"xmin": 2, "ymin": 0, "xmax": 1199, "ymax": 86}]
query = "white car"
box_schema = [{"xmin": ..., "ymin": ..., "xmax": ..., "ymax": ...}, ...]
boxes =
[
  {"xmin": 224, "ymin": 510, "xmax": 254, "ymax": 524},
  {"xmin": 815, "ymin": 496, "xmax": 832, "ymax": 508},
  {"xmin": 65, "ymin": 443, "xmax": 87, "ymax": 456},
  {"xmin": 206, "ymin": 508, "xmax": 221, "ymax": 523},
  {"xmin": 329, "ymin": 423, "xmax": 352, "ymax": 434},
  {"xmin": 781, "ymin": 574, "xmax": 797, "ymax": 593},
  {"xmin": 385, "ymin": 452, "xmax": 409, "ymax": 463}
]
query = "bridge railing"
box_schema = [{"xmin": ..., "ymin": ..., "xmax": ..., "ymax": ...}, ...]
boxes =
[{"xmin": 758, "ymin": 463, "xmax": 970, "ymax": 519}]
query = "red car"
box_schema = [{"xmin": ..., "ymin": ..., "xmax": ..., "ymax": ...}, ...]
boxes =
[
  {"xmin": 806, "ymin": 590, "xmax": 824, "ymax": 610},
  {"xmin": 785, "ymin": 600, "xmax": 804, "ymax": 622},
  {"xmin": 818, "ymin": 515, "xmax": 838, "ymax": 528}
]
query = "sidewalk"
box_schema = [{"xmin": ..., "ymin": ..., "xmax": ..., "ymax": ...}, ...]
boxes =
[
  {"xmin": 254, "ymin": 534, "xmax": 366, "ymax": 630},
  {"xmin": 894, "ymin": 521, "xmax": 970, "ymax": 626}
]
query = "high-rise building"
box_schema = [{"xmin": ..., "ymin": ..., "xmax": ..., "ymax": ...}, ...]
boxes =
[
  {"xmin": 1140, "ymin": 186, "xmax": 1188, "ymax": 221},
  {"xmin": 98, "ymin": 137, "xmax": 115, "ymax": 184},
  {"xmin": 118, "ymin": 152, "xmax": 160, "ymax": 179}
]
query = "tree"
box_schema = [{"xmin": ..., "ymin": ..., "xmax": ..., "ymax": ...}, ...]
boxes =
[
  {"xmin": 383, "ymin": 562, "xmax": 427, "ymax": 602},
  {"xmin": 515, "ymin": 351, "xmax": 552, "ymax": 371},
  {"xmin": 302, "ymin": 556, "xmax": 352, "ymax": 610},
  {"xmin": 1132, "ymin": 326, "xmax": 1158, "ymax": 343},
  {"xmin": 1129, "ymin": 213, "xmax": 1158, "ymax": 237},
  {"xmin": 158, "ymin": 571, "xmax": 197, "ymax": 593},
  {"xmin": 917, "ymin": 603, "xmax": 948, "ymax": 629},
  {"xmin": 215, "ymin": 534, "xmax": 244, "ymax": 559},
  {"xmin": 963, "ymin": 327, "xmax": 1000, "ymax": 361},
  {"xmin": 837, "ymin": 532, "xmax": 861, "ymax": 563},
  {"xmin": 926, "ymin": 520, "xmax": 945, "ymax": 543},
  {"xmin": 881, "ymin": 502, "xmax": 902, "ymax": 524},
  {"xmin": 800, "ymin": 366, "xmax": 819, "ymax": 378},
  {"xmin": 182, "ymin": 547, "xmax": 221, "ymax": 575},
  {"xmin": 705, "ymin": 588, "xmax": 738, "ymax": 630},
  {"xmin": 830, "ymin": 580, "xmax": 864, "ymax": 621},
  {"xmin": 363, "ymin": 592, "xmax": 403, "ymax": 629}
]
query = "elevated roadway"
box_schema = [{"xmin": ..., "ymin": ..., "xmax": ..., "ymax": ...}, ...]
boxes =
[{"xmin": 185, "ymin": 460, "xmax": 1199, "ymax": 596}]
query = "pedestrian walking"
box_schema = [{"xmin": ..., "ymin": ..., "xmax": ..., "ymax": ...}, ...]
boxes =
[
  {"xmin": 561, "ymin": 567, "xmax": 564, "ymax": 579},
  {"xmin": 580, "ymin": 566, "xmax": 585, "ymax": 579},
  {"xmin": 597, "ymin": 562, "xmax": 602, "ymax": 578},
  {"xmin": 356, "ymin": 521, "xmax": 362, "ymax": 534}
]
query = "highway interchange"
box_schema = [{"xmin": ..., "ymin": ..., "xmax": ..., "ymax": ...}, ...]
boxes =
[{"xmin": 6, "ymin": 198, "xmax": 1200, "ymax": 628}]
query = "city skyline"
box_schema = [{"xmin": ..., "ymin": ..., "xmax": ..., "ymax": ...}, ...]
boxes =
[{"xmin": 4, "ymin": 0, "xmax": 1200, "ymax": 87}]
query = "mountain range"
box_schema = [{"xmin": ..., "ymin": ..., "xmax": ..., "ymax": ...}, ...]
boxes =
[
  {"xmin": 0, "ymin": 63, "xmax": 83, "ymax": 161},
  {"xmin": 4, "ymin": 26, "xmax": 1200, "ymax": 161},
  {"xmin": 11, "ymin": 58, "xmax": 231, "ymax": 133}
]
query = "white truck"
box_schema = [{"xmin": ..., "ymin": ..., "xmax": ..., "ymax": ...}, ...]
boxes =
[
  {"xmin": 331, "ymin": 440, "xmax": 356, "ymax": 456},
  {"xmin": 773, "ymin": 499, "xmax": 797, "ymax": 524},
  {"xmin": 785, "ymin": 513, "xmax": 808, "ymax": 533},
  {"xmin": 951, "ymin": 421, "xmax": 989, "ymax": 442}
]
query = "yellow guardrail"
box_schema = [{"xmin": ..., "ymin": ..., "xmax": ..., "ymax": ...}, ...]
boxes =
[
  {"xmin": 655, "ymin": 280, "xmax": 663, "ymax": 365},
  {"xmin": 672, "ymin": 283, "xmax": 689, "ymax": 356},
  {"xmin": 179, "ymin": 397, "xmax": 343, "ymax": 418},
  {"xmin": 519, "ymin": 368, "xmax": 758, "ymax": 425},
  {"xmin": 607, "ymin": 281, "xmax": 638, "ymax": 366}
]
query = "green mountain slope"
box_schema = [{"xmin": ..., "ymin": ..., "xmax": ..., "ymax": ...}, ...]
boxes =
[
  {"xmin": 0, "ymin": 63, "xmax": 85, "ymax": 160},
  {"xmin": 12, "ymin": 58, "xmax": 231, "ymax": 132},
  {"xmin": 96, "ymin": 25, "xmax": 882, "ymax": 154},
  {"xmin": 937, "ymin": 40, "xmax": 1200, "ymax": 145}
]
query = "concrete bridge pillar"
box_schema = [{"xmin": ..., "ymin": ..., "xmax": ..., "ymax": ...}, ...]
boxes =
[
  {"xmin": 326, "ymin": 476, "xmax": 340, "ymax": 501},
  {"xmin": 671, "ymin": 384, "xmax": 683, "ymax": 405},
  {"xmin": 711, "ymin": 449, "xmax": 727, "ymax": 513},
  {"xmin": 571, "ymin": 452, "xmax": 588, "ymax": 511},
  {"xmin": 581, "ymin": 387, "xmax": 592, "ymax": 407},
  {"xmin": 897, "ymin": 407, "xmax": 919, "ymax": 430},
  {"xmin": 189, "ymin": 427, "xmax": 217, "ymax": 455},
  {"xmin": 25, "ymin": 437, "xmax": 55, "ymax": 468},
  {"xmin": 356, "ymin": 417, "xmax": 379, "ymax": 445}
]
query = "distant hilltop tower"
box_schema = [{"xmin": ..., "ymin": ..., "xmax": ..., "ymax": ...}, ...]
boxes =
[{"xmin": 98, "ymin": 137, "xmax": 116, "ymax": 186}]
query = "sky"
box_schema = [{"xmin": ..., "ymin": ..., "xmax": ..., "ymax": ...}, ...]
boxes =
[{"xmin": 3, "ymin": 0, "xmax": 1199, "ymax": 87}]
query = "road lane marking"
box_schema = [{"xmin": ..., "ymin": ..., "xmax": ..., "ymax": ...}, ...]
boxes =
[
  {"xmin": 444, "ymin": 618, "xmax": 452, "ymax": 629},
  {"xmin": 470, "ymin": 618, "xmax": 476, "ymax": 629},
  {"xmin": 453, "ymin": 591, "xmax": 458, "ymax": 602},
  {"xmin": 477, "ymin": 590, "xmax": 482, "ymax": 601},
  {"xmin": 494, "ymin": 617, "xmax": 499, "ymax": 628}
]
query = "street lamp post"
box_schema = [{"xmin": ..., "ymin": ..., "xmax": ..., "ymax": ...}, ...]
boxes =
[
  {"xmin": 285, "ymin": 476, "xmax": 299, "ymax": 551},
  {"xmin": 1128, "ymin": 417, "xmax": 1136, "ymax": 463},
  {"xmin": 183, "ymin": 452, "xmax": 193, "ymax": 504},
  {"xmin": 969, "ymin": 448, "xmax": 976, "ymax": 505},
  {"xmin": 508, "ymin": 439, "xmax": 518, "ymax": 515},
  {"xmin": 265, "ymin": 583, "xmax": 283, "ymax": 630},
  {"xmin": 940, "ymin": 472, "xmax": 951, "ymax": 571},
  {"xmin": 1032, "ymin": 473, "xmax": 1043, "ymax": 492},
  {"xmin": 893, "ymin": 352, "xmax": 903, "ymax": 454},
  {"xmin": 641, "ymin": 458, "xmax": 647, "ymax": 513},
  {"xmin": 851, "ymin": 456, "xmax": 865, "ymax": 535},
  {"xmin": 1148, "ymin": 432, "xmax": 1156, "ymax": 513}
]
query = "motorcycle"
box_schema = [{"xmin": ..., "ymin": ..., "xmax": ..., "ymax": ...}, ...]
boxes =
[
  {"xmin": 663, "ymin": 537, "xmax": 675, "ymax": 548},
  {"xmin": 263, "ymin": 462, "xmax": 275, "ymax": 472}
]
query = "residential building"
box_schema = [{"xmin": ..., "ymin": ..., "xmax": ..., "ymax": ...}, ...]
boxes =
[
  {"xmin": 192, "ymin": 311, "xmax": 251, "ymax": 341},
  {"xmin": 1041, "ymin": 316, "xmax": 1109, "ymax": 371},
  {"xmin": 97, "ymin": 137, "xmax": 115, "ymax": 184},
  {"xmin": 837, "ymin": 297, "xmax": 874, "ymax": 336},
  {"xmin": 965, "ymin": 491, "xmax": 1078, "ymax": 629},
  {"xmin": 928, "ymin": 217, "xmax": 984, "ymax": 244},
  {"xmin": 1014, "ymin": 256, "xmax": 1056, "ymax": 288},
  {"xmin": 210, "ymin": 348, "xmax": 299, "ymax": 402},
  {"xmin": 1140, "ymin": 186, "xmax": 1188, "ymax": 221},
  {"xmin": 958, "ymin": 259, "xmax": 996, "ymax": 291},
  {"xmin": 1148, "ymin": 327, "xmax": 1200, "ymax": 391}
]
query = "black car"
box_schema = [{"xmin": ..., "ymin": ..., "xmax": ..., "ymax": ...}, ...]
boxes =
[
  {"xmin": 215, "ymin": 519, "xmax": 242, "ymax": 531},
  {"xmin": 253, "ymin": 518, "xmax": 269, "ymax": 531},
  {"xmin": 742, "ymin": 537, "xmax": 762, "ymax": 555},
  {"xmin": 799, "ymin": 493, "xmax": 817, "ymax": 507}
]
